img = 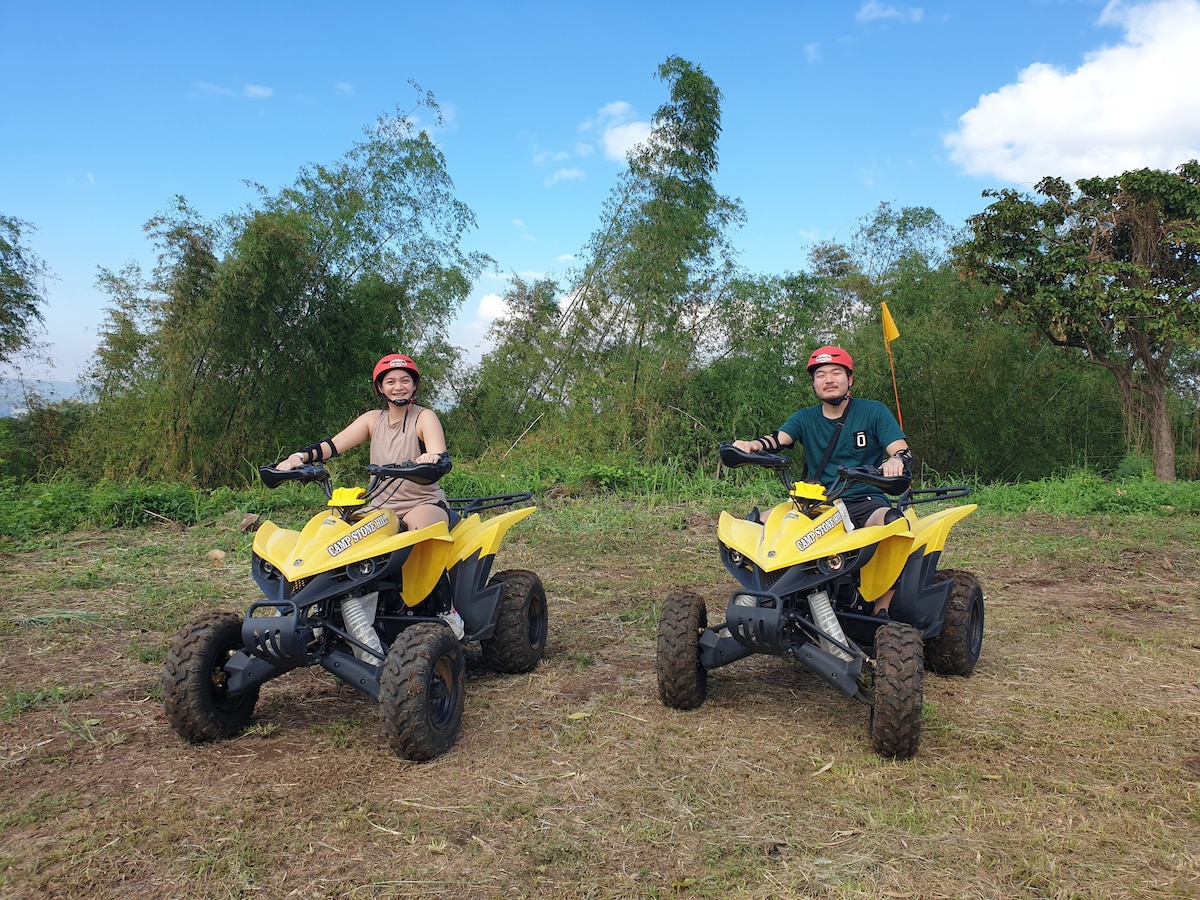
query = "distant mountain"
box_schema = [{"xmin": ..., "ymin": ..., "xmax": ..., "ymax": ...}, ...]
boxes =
[{"xmin": 0, "ymin": 379, "xmax": 82, "ymax": 417}]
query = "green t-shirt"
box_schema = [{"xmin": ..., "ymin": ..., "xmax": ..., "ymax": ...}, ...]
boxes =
[{"xmin": 779, "ymin": 398, "xmax": 905, "ymax": 498}]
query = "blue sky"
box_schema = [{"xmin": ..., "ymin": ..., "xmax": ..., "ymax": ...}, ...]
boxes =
[{"xmin": 3, "ymin": 0, "xmax": 1198, "ymax": 384}]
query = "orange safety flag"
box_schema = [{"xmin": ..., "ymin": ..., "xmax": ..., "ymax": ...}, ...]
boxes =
[{"xmin": 882, "ymin": 302, "xmax": 900, "ymax": 343}]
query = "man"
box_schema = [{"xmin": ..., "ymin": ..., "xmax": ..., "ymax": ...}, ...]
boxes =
[{"xmin": 732, "ymin": 345, "xmax": 911, "ymax": 616}]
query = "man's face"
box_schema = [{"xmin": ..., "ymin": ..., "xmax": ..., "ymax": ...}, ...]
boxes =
[{"xmin": 811, "ymin": 363, "xmax": 851, "ymax": 402}]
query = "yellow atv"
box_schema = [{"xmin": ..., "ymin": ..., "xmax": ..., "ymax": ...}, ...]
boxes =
[
  {"xmin": 656, "ymin": 444, "xmax": 983, "ymax": 759},
  {"xmin": 162, "ymin": 457, "xmax": 546, "ymax": 761}
]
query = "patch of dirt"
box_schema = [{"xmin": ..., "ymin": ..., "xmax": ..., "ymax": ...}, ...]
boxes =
[{"xmin": 2, "ymin": 510, "xmax": 1199, "ymax": 899}]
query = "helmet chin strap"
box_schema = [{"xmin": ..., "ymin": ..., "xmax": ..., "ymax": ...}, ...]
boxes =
[
  {"xmin": 388, "ymin": 397, "xmax": 411, "ymax": 407},
  {"xmin": 814, "ymin": 387, "xmax": 851, "ymax": 406}
]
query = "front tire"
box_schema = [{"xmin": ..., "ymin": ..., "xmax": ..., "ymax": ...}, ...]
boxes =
[
  {"xmin": 481, "ymin": 569, "xmax": 548, "ymax": 674},
  {"xmin": 656, "ymin": 590, "xmax": 708, "ymax": 710},
  {"xmin": 870, "ymin": 622, "xmax": 924, "ymax": 759},
  {"xmin": 162, "ymin": 611, "xmax": 259, "ymax": 742},
  {"xmin": 379, "ymin": 623, "xmax": 466, "ymax": 761},
  {"xmin": 927, "ymin": 569, "xmax": 984, "ymax": 676}
]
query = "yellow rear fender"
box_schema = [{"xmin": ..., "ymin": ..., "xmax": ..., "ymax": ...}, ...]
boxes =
[
  {"xmin": 907, "ymin": 504, "xmax": 977, "ymax": 555},
  {"xmin": 450, "ymin": 505, "xmax": 536, "ymax": 568}
]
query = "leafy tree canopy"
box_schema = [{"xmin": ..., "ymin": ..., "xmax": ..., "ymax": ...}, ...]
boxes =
[
  {"xmin": 954, "ymin": 160, "xmax": 1200, "ymax": 480},
  {"xmin": 0, "ymin": 215, "xmax": 49, "ymax": 365},
  {"xmin": 80, "ymin": 91, "xmax": 487, "ymax": 486}
]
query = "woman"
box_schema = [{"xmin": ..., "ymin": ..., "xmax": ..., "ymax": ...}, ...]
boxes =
[{"xmin": 275, "ymin": 353, "xmax": 450, "ymax": 531}]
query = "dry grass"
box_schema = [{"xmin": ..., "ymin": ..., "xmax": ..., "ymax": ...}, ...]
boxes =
[{"xmin": 1, "ymin": 501, "xmax": 1198, "ymax": 899}]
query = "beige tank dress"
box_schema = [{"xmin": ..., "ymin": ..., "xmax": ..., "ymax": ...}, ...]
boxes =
[{"xmin": 367, "ymin": 405, "xmax": 448, "ymax": 517}]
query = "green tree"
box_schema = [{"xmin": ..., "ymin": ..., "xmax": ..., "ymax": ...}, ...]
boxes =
[
  {"xmin": 536, "ymin": 56, "xmax": 745, "ymax": 459},
  {"xmin": 444, "ymin": 275, "xmax": 561, "ymax": 458},
  {"xmin": 954, "ymin": 161, "xmax": 1200, "ymax": 481},
  {"xmin": 80, "ymin": 94, "xmax": 486, "ymax": 486},
  {"xmin": 688, "ymin": 272, "xmax": 834, "ymax": 456},
  {"xmin": 0, "ymin": 215, "xmax": 49, "ymax": 365},
  {"xmin": 811, "ymin": 203, "xmax": 1124, "ymax": 481}
]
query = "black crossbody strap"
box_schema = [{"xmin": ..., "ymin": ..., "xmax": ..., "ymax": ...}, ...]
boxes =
[{"xmin": 808, "ymin": 399, "xmax": 852, "ymax": 483}]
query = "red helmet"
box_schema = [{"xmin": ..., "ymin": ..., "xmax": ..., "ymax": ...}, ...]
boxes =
[
  {"xmin": 807, "ymin": 345, "xmax": 853, "ymax": 376},
  {"xmin": 372, "ymin": 353, "xmax": 420, "ymax": 392}
]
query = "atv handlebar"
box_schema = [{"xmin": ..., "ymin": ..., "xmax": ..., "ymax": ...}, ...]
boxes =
[
  {"xmin": 366, "ymin": 452, "xmax": 452, "ymax": 486},
  {"xmin": 258, "ymin": 464, "xmax": 331, "ymax": 490},
  {"xmin": 719, "ymin": 442, "xmax": 791, "ymax": 470},
  {"xmin": 718, "ymin": 442, "xmax": 913, "ymax": 499},
  {"xmin": 835, "ymin": 465, "xmax": 912, "ymax": 497}
]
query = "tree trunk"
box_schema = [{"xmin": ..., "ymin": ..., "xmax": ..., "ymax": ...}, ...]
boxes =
[
  {"xmin": 1147, "ymin": 376, "xmax": 1177, "ymax": 482},
  {"xmin": 1103, "ymin": 357, "xmax": 1176, "ymax": 482}
]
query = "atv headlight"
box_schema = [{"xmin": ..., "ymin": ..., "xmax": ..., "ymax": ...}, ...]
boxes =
[
  {"xmin": 346, "ymin": 553, "xmax": 390, "ymax": 581},
  {"xmin": 728, "ymin": 549, "xmax": 746, "ymax": 567},
  {"xmin": 817, "ymin": 554, "xmax": 845, "ymax": 574}
]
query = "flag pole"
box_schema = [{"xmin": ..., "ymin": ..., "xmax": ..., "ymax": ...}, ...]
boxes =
[{"xmin": 881, "ymin": 302, "xmax": 903, "ymax": 428}]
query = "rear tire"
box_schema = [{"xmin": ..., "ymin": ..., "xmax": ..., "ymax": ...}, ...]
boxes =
[
  {"xmin": 927, "ymin": 569, "xmax": 984, "ymax": 676},
  {"xmin": 870, "ymin": 622, "xmax": 924, "ymax": 759},
  {"xmin": 656, "ymin": 590, "xmax": 709, "ymax": 710},
  {"xmin": 162, "ymin": 611, "xmax": 259, "ymax": 742},
  {"xmin": 481, "ymin": 569, "xmax": 547, "ymax": 674},
  {"xmin": 379, "ymin": 623, "xmax": 466, "ymax": 761}
]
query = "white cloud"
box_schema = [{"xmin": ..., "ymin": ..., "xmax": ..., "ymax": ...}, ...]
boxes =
[
  {"xmin": 195, "ymin": 81, "xmax": 233, "ymax": 96},
  {"xmin": 945, "ymin": 0, "xmax": 1200, "ymax": 184},
  {"xmin": 591, "ymin": 101, "xmax": 635, "ymax": 123},
  {"xmin": 546, "ymin": 167, "xmax": 585, "ymax": 186},
  {"xmin": 856, "ymin": 1, "xmax": 924, "ymax": 24},
  {"xmin": 582, "ymin": 101, "xmax": 652, "ymax": 161},
  {"xmin": 602, "ymin": 122, "xmax": 652, "ymax": 160},
  {"xmin": 194, "ymin": 81, "xmax": 274, "ymax": 99},
  {"xmin": 532, "ymin": 100, "xmax": 652, "ymax": 184},
  {"xmin": 533, "ymin": 147, "xmax": 572, "ymax": 166},
  {"xmin": 477, "ymin": 292, "xmax": 509, "ymax": 323},
  {"xmin": 334, "ymin": 82, "xmax": 354, "ymax": 95},
  {"xmin": 803, "ymin": 43, "xmax": 822, "ymax": 63}
]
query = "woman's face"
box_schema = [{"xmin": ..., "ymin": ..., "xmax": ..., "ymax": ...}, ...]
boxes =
[{"xmin": 379, "ymin": 369, "xmax": 416, "ymax": 402}]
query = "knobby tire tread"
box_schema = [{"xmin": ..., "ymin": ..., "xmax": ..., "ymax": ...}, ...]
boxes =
[
  {"xmin": 161, "ymin": 610, "xmax": 259, "ymax": 742},
  {"xmin": 927, "ymin": 569, "xmax": 984, "ymax": 676},
  {"xmin": 656, "ymin": 590, "xmax": 708, "ymax": 710},
  {"xmin": 379, "ymin": 623, "xmax": 466, "ymax": 761},
  {"xmin": 481, "ymin": 569, "xmax": 548, "ymax": 674},
  {"xmin": 870, "ymin": 622, "xmax": 924, "ymax": 759}
]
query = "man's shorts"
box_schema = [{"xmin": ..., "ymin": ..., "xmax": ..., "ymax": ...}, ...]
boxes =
[{"xmin": 842, "ymin": 495, "xmax": 902, "ymax": 529}]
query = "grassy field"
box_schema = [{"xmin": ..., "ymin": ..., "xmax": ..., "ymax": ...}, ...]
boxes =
[{"xmin": 1, "ymin": 494, "xmax": 1198, "ymax": 899}]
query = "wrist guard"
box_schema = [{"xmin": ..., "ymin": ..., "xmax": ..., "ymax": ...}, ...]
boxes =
[
  {"xmin": 300, "ymin": 438, "xmax": 339, "ymax": 463},
  {"xmin": 758, "ymin": 432, "xmax": 782, "ymax": 452}
]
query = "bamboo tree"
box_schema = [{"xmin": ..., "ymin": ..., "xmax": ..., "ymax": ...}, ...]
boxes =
[
  {"xmin": 77, "ymin": 92, "xmax": 486, "ymax": 486},
  {"xmin": 533, "ymin": 56, "xmax": 745, "ymax": 459}
]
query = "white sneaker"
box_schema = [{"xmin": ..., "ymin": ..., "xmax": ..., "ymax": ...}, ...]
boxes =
[{"xmin": 441, "ymin": 608, "xmax": 465, "ymax": 640}]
